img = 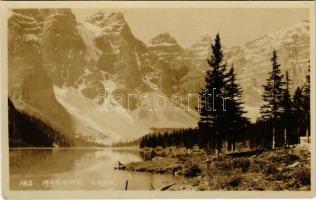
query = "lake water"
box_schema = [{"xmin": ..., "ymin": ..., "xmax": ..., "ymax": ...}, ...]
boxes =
[{"xmin": 9, "ymin": 148, "xmax": 180, "ymax": 190}]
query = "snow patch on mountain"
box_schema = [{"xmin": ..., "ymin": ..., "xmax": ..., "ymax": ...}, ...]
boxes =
[
  {"xmin": 49, "ymin": 11, "xmax": 309, "ymax": 145},
  {"xmin": 54, "ymin": 84, "xmax": 198, "ymax": 145},
  {"xmin": 186, "ymin": 20, "xmax": 310, "ymax": 118},
  {"xmin": 77, "ymin": 22, "xmax": 102, "ymax": 62}
]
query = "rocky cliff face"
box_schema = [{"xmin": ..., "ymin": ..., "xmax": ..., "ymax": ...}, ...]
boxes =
[
  {"xmin": 18, "ymin": 10, "xmax": 198, "ymax": 145},
  {"xmin": 190, "ymin": 35, "xmax": 213, "ymax": 60},
  {"xmin": 8, "ymin": 9, "xmax": 310, "ymax": 145},
  {"xmin": 178, "ymin": 21, "xmax": 310, "ymax": 120},
  {"xmin": 8, "ymin": 10, "xmax": 75, "ymax": 145},
  {"xmin": 226, "ymin": 20, "xmax": 310, "ymax": 108},
  {"xmin": 85, "ymin": 12, "xmax": 154, "ymax": 97},
  {"xmin": 40, "ymin": 9, "xmax": 87, "ymax": 88},
  {"xmin": 148, "ymin": 32, "xmax": 183, "ymax": 61}
]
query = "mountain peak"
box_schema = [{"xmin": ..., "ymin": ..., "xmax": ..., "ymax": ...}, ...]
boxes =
[
  {"xmin": 191, "ymin": 34, "xmax": 212, "ymax": 48},
  {"xmin": 148, "ymin": 33, "xmax": 183, "ymax": 61},
  {"xmin": 189, "ymin": 34, "xmax": 212, "ymax": 58},
  {"xmin": 149, "ymin": 32, "xmax": 179, "ymax": 46},
  {"xmin": 107, "ymin": 12, "xmax": 125, "ymax": 22},
  {"xmin": 86, "ymin": 11, "xmax": 126, "ymax": 28}
]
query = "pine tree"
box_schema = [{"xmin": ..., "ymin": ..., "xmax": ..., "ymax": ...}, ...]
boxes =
[
  {"xmin": 293, "ymin": 87, "xmax": 304, "ymax": 142},
  {"xmin": 302, "ymin": 65, "xmax": 310, "ymax": 142},
  {"xmin": 280, "ymin": 71, "xmax": 294, "ymax": 147},
  {"xmin": 260, "ymin": 50, "xmax": 284, "ymax": 148},
  {"xmin": 197, "ymin": 33, "xmax": 227, "ymax": 155},
  {"xmin": 225, "ymin": 66, "xmax": 249, "ymax": 151}
]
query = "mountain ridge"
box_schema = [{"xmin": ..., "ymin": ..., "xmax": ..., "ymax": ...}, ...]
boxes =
[{"xmin": 8, "ymin": 10, "xmax": 310, "ymax": 145}]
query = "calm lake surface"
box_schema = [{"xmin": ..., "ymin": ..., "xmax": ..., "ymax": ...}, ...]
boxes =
[{"xmin": 9, "ymin": 148, "xmax": 180, "ymax": 190}]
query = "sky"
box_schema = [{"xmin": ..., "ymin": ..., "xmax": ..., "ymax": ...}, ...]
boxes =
[{"xmin": 73, "ymin": 8, "xmax": 309, "ymax": 48}]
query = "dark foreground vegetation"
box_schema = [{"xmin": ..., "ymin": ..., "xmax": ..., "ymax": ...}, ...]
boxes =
[
  {"xmin": 118, "ymin": 144, "xmax": 310, "ymax": 191},
  {"xmin": 8, "ymin": 98, "xmax": 71, "ymax": 147}
]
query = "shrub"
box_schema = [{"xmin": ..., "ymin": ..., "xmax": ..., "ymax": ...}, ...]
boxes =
[
  {"xmin": 152, "ymin": 146, "xmax": 165, "ymax": 157},
  {"xmin": 208, "ymin": 175, "xmax": 243, "ymax": 190},
  {"xmin": 232, "ymin": 158, "xmax": 251, "ymax": 172},
  {"xmin": 183, "ymin": 163, "xmax": 201, "ymax": 177},
  {"xmin": 270, "ymin": 153, "xmax": 299, "ymax": 165},
  {"xmin": 215, "ymin": 158, "xmax": 250, "ymax": 172},
  {"xmin": 250, "ymin": 160, "xmax": 268, "ymax": 172},
  {"xmin": 282, "ymin": 154, "xmax": 300, "ymax": 165},
  {"xmin": 262, "ymin": 164, "xmax": 278, "ymax": 175},
  {"xmin": 225, "ymin": 175, "xmax": 242, "ymax": 189},
  {"xmin": 293, "ymin": 168, "xmax": 310, "ymax": 186}
]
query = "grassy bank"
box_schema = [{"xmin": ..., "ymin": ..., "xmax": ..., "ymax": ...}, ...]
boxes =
[{"xmin": 117, "ymin": 144, "xmax": 311, "ymax": 191}]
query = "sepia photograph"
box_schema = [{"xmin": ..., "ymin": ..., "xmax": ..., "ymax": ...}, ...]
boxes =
[{"xmin": 0, "ymin": 1, "xmax": 315, "ymax": 199}]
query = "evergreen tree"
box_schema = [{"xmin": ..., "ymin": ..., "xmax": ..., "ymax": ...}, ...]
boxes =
[
  {"xmin": 225, "ymin": 66, "xmax": 249, "ymax": 151},
  {"xmin": 302, "ymin": 65, "xmax": 310, "ymax": 141},
  {"xmin": 280, "ymin": 71, "xmax": 294, "ymax": 147},
  {"xmin": 293, "ymin": 87, "xmax": 304, "ymax": 141},
  {"xmin": 260, "ymin": 50, "xmax": 284, "ymax": 148},
  {"xmin": 197, "ymin": 33, "xmax": 227, "ymax": 154}
]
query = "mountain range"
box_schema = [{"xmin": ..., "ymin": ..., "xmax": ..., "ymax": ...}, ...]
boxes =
[{"xmin": 8, "ymin": 9, "xmax": 310, "ymax": 146}]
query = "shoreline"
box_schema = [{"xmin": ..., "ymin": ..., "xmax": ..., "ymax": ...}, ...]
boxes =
[
  {"xmin": 117, "ymin": 144, "xmax": 311, "ymax": 191},
  {"xmin": 9, "ymin": 146, "xmax": 140, "ymax": 150}
]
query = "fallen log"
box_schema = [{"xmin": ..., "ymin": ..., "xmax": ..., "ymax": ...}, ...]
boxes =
[{"xmin": 160, "ymin": 183, "xmax": 176, "ymax": 191}]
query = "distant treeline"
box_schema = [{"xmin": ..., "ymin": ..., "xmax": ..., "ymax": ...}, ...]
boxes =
[
  {"xmin": 140, "ymin": 34, "xmax": 310, "ymax": 153},
  {"xmin": 140, "ymin": 128, "xmax": 199, "ymax": 149},
  {"xmin": 140, "ymin": 127, "xmax": 248, "ymax": 150},
  {"xmin": 111, "ymin": 139, "xmax": 140, "ymax": 147}
]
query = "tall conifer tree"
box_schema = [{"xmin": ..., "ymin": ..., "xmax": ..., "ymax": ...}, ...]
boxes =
[
  {"xmin": 225, "ymin": 66, "xmax": 249, "ymax": 151},
  {"xmin": 293, "ymin": 87, "xmax": 304, "ymax": 141},
  {"xmin": 280, "ymin": 71, "xmax": 294, "ymax": 147},
  {"xmin": 197, "ymin": 33, "xmax": 227, "ymax": 154},
  {"xmin": 302, "ymin": 65, "xmax": 310, "ymax": 141},
  {"xmin": 260, "ymin": 50, "xmax": 284, "ymax": 148}
]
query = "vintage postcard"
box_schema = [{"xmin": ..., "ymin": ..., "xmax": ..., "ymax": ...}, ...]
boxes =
[{"xmin": 0, "ymin": 1, "xmax": 315, "ymax": 199}]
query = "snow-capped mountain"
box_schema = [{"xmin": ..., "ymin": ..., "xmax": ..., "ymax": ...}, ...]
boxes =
[
  {"xmin": 225, "ymin": 20, "xmax": 310, "ymax": 108},
  {"xmin": 148, "ymin": 32, "xmax": 183, "ymax": 61},
  {"xmin": 8, "ymin": 10, "xmax": 75, "ymax": 141},
  {"xmin": 59, "ymin": 11, "xmax": 198, "ymax": 144},
  {"xmin": 8, "ymin": 9, "xmax": 310, "ymax": 145},
  {"xmin": 190, "ymin": 34, "xmax": 213, "ymax": 59},
  {"xmin": 179, "ymin": 20, "xmax": 310, "ymax": 121},
  {"xmin": 9, "ymin": 10, "xmax": 198, "ymax": 145}
]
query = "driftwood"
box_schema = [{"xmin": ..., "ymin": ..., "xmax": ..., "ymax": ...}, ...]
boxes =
[
  {"xmin": 125, "ymin": 180, "xmax": 128, "ymax": 190},
  {"xmin": 287, "ymin": 161, "xmax": 300, "ymax": 168},
  {"xmin": 160, "ymin": 183, "xmax": 176, "ymax": 191}
]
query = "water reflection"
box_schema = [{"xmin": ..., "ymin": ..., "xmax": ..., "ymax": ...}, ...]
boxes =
[{"xmin": 9, "ymin": 148, "xmax": 179, "ymax": 190}]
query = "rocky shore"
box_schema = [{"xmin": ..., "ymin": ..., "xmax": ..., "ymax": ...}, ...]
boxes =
[{"xmin": 117, "ymin": 144, "xmax": 311, "ymax": 191}]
